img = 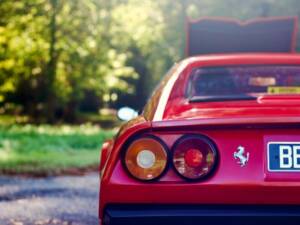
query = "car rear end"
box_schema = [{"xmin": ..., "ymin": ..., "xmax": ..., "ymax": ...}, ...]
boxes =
[
  {"xmin": 100, "ymin": 55, "xmax": 300, "ymax": 225},
  {"xmin": 100, "ymin": 116, "xmax": 300, "ymax": 225}
]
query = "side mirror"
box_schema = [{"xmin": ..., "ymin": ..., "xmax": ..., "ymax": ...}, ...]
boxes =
[{"xmin": 117, "ymin": 107, "xmax": 138, "ymax": 121}]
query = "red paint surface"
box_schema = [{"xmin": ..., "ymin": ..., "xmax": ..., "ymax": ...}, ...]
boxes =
[{"xmin": 99, "ymin": 54, "xmax": 300, "ymax": 222}]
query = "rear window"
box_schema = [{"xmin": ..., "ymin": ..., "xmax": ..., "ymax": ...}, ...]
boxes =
[{"xmin": 187, "ymin": 65, "xmax": 300, "ymax": 102}]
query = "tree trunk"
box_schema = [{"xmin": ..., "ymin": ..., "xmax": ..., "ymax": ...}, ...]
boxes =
[
  {"xmin": 45, "ymin": 0, "xmax": 58, "ymax": 123},
  {"xmin": 63, "ymin": 100, "xmax": 78, "ymax": 123}
]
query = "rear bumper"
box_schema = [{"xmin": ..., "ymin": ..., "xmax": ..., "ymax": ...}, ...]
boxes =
[{"xmin": 103, "ymin": 204, "xmax": 300, "ymax": 225}]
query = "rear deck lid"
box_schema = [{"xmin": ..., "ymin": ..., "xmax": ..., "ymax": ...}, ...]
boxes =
[{"xmin": 186, "ymin": 17, "xmax": 298, "ymax": 56}]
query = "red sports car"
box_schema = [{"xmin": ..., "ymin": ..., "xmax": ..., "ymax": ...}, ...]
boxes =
[{"xmin": 99, "ymin": 53, "xmax": 300, "ymax": 225}]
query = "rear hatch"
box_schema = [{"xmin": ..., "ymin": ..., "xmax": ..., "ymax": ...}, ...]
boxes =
[{"xmin": 186, "ymin": 17, "xmax": 297, "ymax": 56}]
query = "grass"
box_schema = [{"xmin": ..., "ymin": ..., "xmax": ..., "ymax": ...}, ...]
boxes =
[{"xmin": 0, "ymin": 124, "xmax": 115, "ymax": 176}]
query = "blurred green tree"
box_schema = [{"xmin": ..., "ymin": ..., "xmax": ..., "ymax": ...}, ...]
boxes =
[{"xmin": 0, "ymin": 0, "xmax": 137, "ymax": 122}]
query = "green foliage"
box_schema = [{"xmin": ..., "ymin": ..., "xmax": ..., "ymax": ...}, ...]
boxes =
[
  {"xmin": 0, "ymin": 0, "xmax": 138, "ymax": 122},
  {"xmin": 54, "ymin": 0, "xmax": 138, "ymax": 102},
  {"xmin": 0, "ymin": 0, "xmax": 49, "ymax": 100},
  {"xmin": 0, "ymin": 124, "xmax": 114, "ymax": 174}
]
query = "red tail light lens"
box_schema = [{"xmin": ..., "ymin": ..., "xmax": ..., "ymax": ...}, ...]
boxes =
[
  {"xmin": 184, "ymin": 149, "xmax": 203, "ymax": 168},
  {"xmin": 123, "ymin": 136, "xmax": 168, "ymax": 181},
  {"xmin": 172, "ymin": 135, "xmax": 217, "ymax": 180}
]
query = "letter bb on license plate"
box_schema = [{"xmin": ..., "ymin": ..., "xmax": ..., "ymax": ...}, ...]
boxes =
[{"xmin": 268, "ymin": 142, "xmax": 300, "ymax": 171}]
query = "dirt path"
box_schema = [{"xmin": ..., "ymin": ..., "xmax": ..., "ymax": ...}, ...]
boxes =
[{"xmin": 0, "ymin": 173, "xmax": 99, "ymax": 225}]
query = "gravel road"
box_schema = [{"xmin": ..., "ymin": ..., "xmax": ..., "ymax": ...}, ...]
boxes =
[{"xmin": 0, "ymin": 173, "xmax": 99, "ymax": 225}]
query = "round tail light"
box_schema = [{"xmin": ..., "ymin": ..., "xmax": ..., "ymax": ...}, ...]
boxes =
[
  {"xmin": 172, "ymin": 135, "xmax": 217, "ymax": 180},
  {"xmin": 123, "ymin": 136, "xmax": 168, "ymax": 181}
]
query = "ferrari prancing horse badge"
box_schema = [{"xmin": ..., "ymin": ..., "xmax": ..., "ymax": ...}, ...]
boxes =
[{"xmin": 233, "ymin": 146, "xmax": 249, "ymax": 167}]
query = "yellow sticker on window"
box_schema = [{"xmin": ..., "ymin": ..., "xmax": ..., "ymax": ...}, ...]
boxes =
[{"xmin": 268, "ymin": 86, "xmax": 300, "ymax": 94}]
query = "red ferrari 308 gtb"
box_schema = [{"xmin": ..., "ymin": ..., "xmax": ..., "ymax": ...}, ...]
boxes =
[{"xmin": 99, "ymin": 53, "xmax": 300, "ymax": 225}]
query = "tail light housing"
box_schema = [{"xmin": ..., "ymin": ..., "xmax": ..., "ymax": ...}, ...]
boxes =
[
  {"xmin": 123, "ymin": 136, "xmax": 168, "ymax": 181},
  {"xmin": 172, "ymin": 135, "xmax": 217, "ymax": 180}
]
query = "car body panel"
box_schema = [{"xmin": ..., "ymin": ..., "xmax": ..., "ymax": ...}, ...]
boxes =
[{"xmin": 163, "ymin": 99, "xmax": 300, "ymax": 121}]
